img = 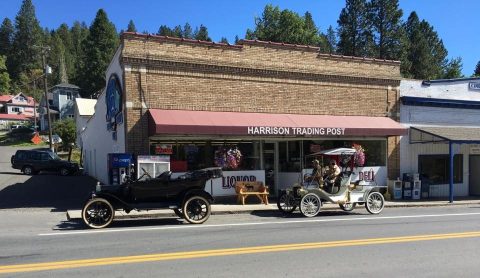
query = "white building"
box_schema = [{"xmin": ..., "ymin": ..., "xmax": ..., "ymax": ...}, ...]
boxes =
[
  {"xmin": 400, "ymin": 78, "xmax": 480, "ymax": 199},
  {"xmin": 80, "ymin": 48, "xmax": 126, "ymax": 184},
  {"xmin": 74, "ymin": 98, "xmax": 97, "ymax": 147}
]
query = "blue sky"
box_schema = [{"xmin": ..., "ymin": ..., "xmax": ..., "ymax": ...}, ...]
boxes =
[{"xmin": 1, "ymin": 0, "xmax": 479, "ymax": 76}]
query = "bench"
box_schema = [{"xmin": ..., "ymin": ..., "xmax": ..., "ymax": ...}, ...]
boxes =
[{"xmin": 235, "ymin": 181, "xmax": 269, "ymax": 205}]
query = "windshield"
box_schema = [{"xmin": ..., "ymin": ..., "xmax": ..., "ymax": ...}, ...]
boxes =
[{"xmin": 50, "ymin": 152, "xmax": 61, "ymax": 160}]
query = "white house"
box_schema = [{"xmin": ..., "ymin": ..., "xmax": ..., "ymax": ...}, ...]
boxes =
[
  {"xmin": 39, "ymin": 83, "xmax": 80, "ymax": 131},
  {"xmin": 400, "ymin": 78, "xmax": 480, "ymax": 199},
  {"xmin": 74, "ymin": 98, "xmax": 97, "ymax": 147}
]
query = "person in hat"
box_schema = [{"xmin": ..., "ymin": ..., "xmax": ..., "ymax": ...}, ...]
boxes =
[
  {"xmin": 323, "ymin": 159, "xmax": 341, "ymax": 192},
  {"xmin": 305, "ymin": 159, "xmax": 323, "ymax": 184}
]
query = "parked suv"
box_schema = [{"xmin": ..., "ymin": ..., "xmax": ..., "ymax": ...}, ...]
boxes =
[{"xmin": 11, "ymin": 150, "xmax": 79, "ymax": 176}]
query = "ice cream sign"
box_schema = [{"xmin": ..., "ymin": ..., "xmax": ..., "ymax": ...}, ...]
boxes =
[{"xmin": 247, "ymin": 126, "xmax": 345, "ymax": 136}]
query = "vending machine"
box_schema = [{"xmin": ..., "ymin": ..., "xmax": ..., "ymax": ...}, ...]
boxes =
[{"xmin": 108, "ymin": 153, "xmax": 133, "ymax": 185}]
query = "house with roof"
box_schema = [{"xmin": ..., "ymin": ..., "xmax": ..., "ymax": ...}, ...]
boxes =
[
  {"xmin": 74, "ymin": 98, "xmax": 97, "ymax": 147},
  {"xmin": 0, "ymin": 93, "xmax": 37, "ymax": 130},
  {"xmin": 39, "ymin": 83, "xmax": 80, "ymax": 131},
  {"xmin": 400, "ymin": 77, "xmax": 480, "ymax": 200}
]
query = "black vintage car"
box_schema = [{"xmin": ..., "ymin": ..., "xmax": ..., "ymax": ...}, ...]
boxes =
[{"xmin": 81, "ymin": 167, "xmax": 222, "ymax": 228}]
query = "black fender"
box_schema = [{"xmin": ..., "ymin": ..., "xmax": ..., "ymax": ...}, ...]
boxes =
[
  {"xmin": 84, "ymin": 191, "xmax": 132, "ymax": 210},
  {"xmin": 181, "ymin": 189, "xmax": 214, "ymax": 205}
]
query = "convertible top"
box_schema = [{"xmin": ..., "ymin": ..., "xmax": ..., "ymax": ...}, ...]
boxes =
[{"xmin": 306, "ymin": 148, "xmax": 356, "ymax": 157}]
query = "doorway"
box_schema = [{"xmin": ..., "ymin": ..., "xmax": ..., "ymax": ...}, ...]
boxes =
[
  {"xmin": 469, "ymin": 155, "xmax": 480, "ymax": 195},
  {"xmin": 263, "ymin": 142, "xmax": 278, "ymax": 195}
]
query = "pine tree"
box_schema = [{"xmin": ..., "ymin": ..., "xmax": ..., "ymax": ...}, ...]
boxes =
[
  {"xmin": 127, "ymin": 20, "xmax": 137, "ymax": 32},
  {"xmin": 10, "ymin": 0, "xmax": 44, "ymax": 82},
  {"xmin": 194, "ymin": 25, "xmax": 211, "ymax": 41},
  {"xmin": 219, "ymin": 37, "xmax": 229, "ymax": 44},
  {"xmin": 0, "ymin": 55, "xmax": 11, "ymax": 92},
  {"xmin": 368, "ymin": 0, "xmax": 403, "ymax": 60},
  {"xmin": 70, "ymin": 21, "xmax": 89, "ymax": 85},
  {"xmin": 234, "ymin": 35, "xmax": 239, "ymax": 44},
  {"xmin": 324, "ymin": 25, "xmax": 337, "ymax": 54},
  {"xmin": 474, "ymin": 61, "xmax": 480, "ymax": 77},
  {"xmin": 303, "ymin": 11, "xmax": 320, "ymax": 46},
  {"xmin": 173, "ymin": 25, "xmax": 183, "ymax": 38},
  {"xmin": 79, "ymin": 9, "xmax": 118, "ymax": 97},
  {"xmin": 157, "ymin": 25, "xmax": 173, "ymax": 36},
  {"xmin": 183, "ymin": 23, "xmax": 193, "ymax": 39},
  {"xmin": 0, "ymin": 18, "xmax": 14, "ymax": 57},
  {"xmin": 403, "ymin": 12, "xmax": 448, "ymax": 80},
  {"xmin": 337, "ymin": 0, "xmax": 372, "ymax": 57},
  {"xmin": 443, "ymin": 57, "xmax": 463, "ymax": 79}
]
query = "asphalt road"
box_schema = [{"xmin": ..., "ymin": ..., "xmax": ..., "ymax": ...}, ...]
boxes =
[
  {"xmin": 1, "ymin": 205, "xmax": 480, "ymax": 277},
  {"xmin": 2, "ymin": 146, "xmax": 480, "ymax": 277}
]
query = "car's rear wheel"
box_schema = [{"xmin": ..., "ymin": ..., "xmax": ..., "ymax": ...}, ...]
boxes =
[
  {"xmin": 82, "ymin": 198, "xmax": 115, "ymax": 229},
  {"xmin": 22, "ymin": 166, "xmax": 34, "ymax": 175},
  {"xmin": 59, "ymin": 167, "xmax": 70, "ymax": 176},
  {"xmin": 277, "ymin": 192, "xmax": 297, "ymax": 213},
  {"xmin": 365, "ymin": 192, "xmax": 385, "ymax": 214},
  {"xmin": 182, "ymin": 196, "xmax": 211, "ymax": 224},
  {"xmin": 339, "ymin": 203, "xmax": 356, "ymax": 211},
  {"xmin": 299, "ymin": 193, "xmax": 321, "ymax": 217}
]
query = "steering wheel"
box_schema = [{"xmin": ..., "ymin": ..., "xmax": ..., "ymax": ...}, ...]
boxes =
[{"xmin": 141, "ymin": 167, "xmax": 152, "ymax": 179}]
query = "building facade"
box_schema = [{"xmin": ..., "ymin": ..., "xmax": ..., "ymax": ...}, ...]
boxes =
[
  {"xmin": 400, "ymin": 78, "xmax": 480, "ymax": 198},
  {"xmin": 0, "ymin": 93, "xmax": 36, "ymax": 130},
  {"xmin": 39, "ymin": 83, "xmax": 80, "ymax": 130},
  {"xmin": 82, "ymin": 33, "xmax": 406, "ymax": 192}
]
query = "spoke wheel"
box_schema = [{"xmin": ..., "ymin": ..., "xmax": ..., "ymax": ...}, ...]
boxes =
[
  {"xmin": 365, "ymin": 192, "xmax": 385, "ymax": 214},
  {"xmin": 277, "ymin": 192, "xmax": 297, "ymax": 213},
  {"xmin": 339, "ymin": 203, "xmax": 356, "ymax": 212},
  {"xmin": 23, "ymin": 166, "xmax": 33, "ymax": 175},
  {"xmin": 299, "ymin": 193, "xmax": 321, "ymax": 217},
  {"xmin": 182, "ymin": 196, "xmax": 211, "ymax": 224},
  {"xmin": 82, "ymin": 198, "xmax": 115, "ymax": 229},
  {"xmin": 60, "ymin": 167, "xmax": 69, "ymax": 176}
]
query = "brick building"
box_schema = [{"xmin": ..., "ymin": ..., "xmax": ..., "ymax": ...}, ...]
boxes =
[{"xmin": 81, "ymin": 32, "xmax": 406, "ymax": 193}]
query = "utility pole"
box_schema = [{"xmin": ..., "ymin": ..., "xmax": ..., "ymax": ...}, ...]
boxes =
[{"xmin": 41, "ymin": 48, "xmax": 54, "ymax": 151}]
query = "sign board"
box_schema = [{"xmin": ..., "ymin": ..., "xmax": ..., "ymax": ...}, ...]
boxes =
[
  {"xmin": 248, "ymin": 126, "xmax": 345, "ymax": 136},
  {"xmin": 154, "ymin": 144, "xmax": 173, "ymax": 155},
  {"xmin": 469, "ymin": 82, "xmax": 480, "ymax": 90},
  {"xmin": 302, "ymin": 166, "xmax": 387, "ymax": 186},
  {"xmin": 137, "ymin": 155, "xmax": 170, "ymax": 163},
  {"xmin": 171, "ymin": 170, "xmax": 266, "ymax": 197},
  {"xmin": 471, "ymin": 145, "xmax": 480, "ymax": 155}
]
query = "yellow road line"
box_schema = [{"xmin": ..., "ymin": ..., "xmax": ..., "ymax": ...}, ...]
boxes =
[{"xmin": 2, "ymin": 231, "xmax": 480, "ymax": 274}]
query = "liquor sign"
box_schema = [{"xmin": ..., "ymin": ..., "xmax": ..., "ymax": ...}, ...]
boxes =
[{"xmin": 469, "ymin": 82, "xmax": 480, "ymax": 91}]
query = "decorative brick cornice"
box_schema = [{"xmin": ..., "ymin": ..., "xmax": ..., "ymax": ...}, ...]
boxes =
[{"xmin": 121, "ymin": 56, "xmax": 400, "ymax": 86}]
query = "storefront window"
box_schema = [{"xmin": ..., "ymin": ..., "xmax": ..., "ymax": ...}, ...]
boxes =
[
  {"xmin": 418, "ymin": 154, "xmax": 463, "ymax": 185},
  {"xmin": 150, "ymin": 140, "xmax": 261, "ymax": 172},
  {"xmin": 279, "ymin": 141, "xmax": 301, "ymax": 172}
]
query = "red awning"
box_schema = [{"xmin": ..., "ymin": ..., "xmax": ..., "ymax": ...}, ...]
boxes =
[{"xmin": 148, "ymin": 109, "xmax": 407, "ymax": 137}]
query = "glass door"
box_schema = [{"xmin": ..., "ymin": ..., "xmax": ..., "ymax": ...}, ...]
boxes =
[{"xmin": 263, "ymin": 142, "xmax": 278, "ymax": 195}]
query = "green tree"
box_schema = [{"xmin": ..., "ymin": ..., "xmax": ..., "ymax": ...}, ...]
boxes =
[
  {"xmin": 194, "ymin": 24, "xmax": 211, "ymax": 41},
  {"xmin": 368, "ymin": 0, "xmax": 403, "ymax": 60},
  {"xmin": 219, "ymin": 37, "xmax": 229, "ymax": 44},
  {"xmin": 183, "ymin": 23, "xmax": 193, "ymax": 39},
  {"xmin": 53, "ymin": 118, "xmax": 76, "ymax": 146},
  {"xmin": 337, "ymin": 0, "xmax": 372, "ymax": 57},
  {"xmin": 172, "ymin": 25, "xmax": 183, "ymax": 38},
  {"xmin": 324, "ymin": 25, "xmax": 337, "ymax": 54},
  {"xmin": 157, "ymin": 25, "xmax": 173, "ymax": 36},
  {"xmin": 246, "ymin": 4, "xmax": 281, "ymax": 41},
  {"xmin": 443, "ymin": 57, "xmax": 463, "ymax": 79},
  {"xmin": 474, "ymin": 61, "xmax": 480, "ymax": 77},
  {"xmin": 70, "ymin": 21, "xmax": 89, "ymax": 85},
  {"xmin": 0, "ymin": 55, "xmax": 11, "ymax": 92},
  {"xmin": 403, "ymin": 12, "xmax": 447, "ymax": 80},
  {"xmin": 127, "ymin": 19, "xmax": 137, "ymax": 32},
  {"xmin": 234, "ymin": 35, "xmax": 239, "ymax": 44},
  {"xmin": 10, "ymin": 0, "xmax": 43, "ymax": 82},
  {"xmin": 79, "ymin": 9, "xmax": 118, "ymax": 97},
  {"xmin": 0, "ymin": 18, "xmax": 14, "ymax": 57}
]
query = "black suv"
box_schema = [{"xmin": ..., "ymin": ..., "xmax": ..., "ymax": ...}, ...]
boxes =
[{"xmin": 11, "ymin": 149, "xmax": 79, "ymax": 176}]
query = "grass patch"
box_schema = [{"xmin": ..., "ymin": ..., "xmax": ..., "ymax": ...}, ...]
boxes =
[
  {"xmin": 0, "ymin": 133, "xmax": 47, "ymax": 147},
  {"xmin": 58, "ymin": 148, "xmax": 81, "ymax": 164}
]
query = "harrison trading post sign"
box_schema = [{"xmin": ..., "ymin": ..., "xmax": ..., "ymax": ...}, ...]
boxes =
[{"xmin": 247, "ymin": 126, "xmax": 346, "ymax": 136}]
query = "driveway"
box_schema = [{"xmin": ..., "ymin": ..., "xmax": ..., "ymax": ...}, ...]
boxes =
[{"xmin": 0, "ymin": 146, "xmax": 96, "ymax": 211}]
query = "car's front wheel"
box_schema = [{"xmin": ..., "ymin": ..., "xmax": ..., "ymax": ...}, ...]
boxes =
[
  {"xmin": 299, "ymin": 193, "xmax": 321, "ymax": 217},
  {"xmin": 365, "ymin": 192, "xmax": 385, "ymax": 214},
  {"xmin": 82, "ymin": 198, "xmax": 115, "ymax": 229},
  {"xmin": 59, "ymin": 167, "xmax": 70, "ymax": 176},
  {"xmin": 22, "ymin": 166, "xmax": 34, "ymax": 175},
  {"xmin": 182, "ymin": 196, "xmax": 211, "ymax": 224}
]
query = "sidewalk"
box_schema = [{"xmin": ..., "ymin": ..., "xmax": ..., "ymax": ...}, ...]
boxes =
[{"xmin": 66, "ymin": 198, "xmax": 480, "ymax": 221}]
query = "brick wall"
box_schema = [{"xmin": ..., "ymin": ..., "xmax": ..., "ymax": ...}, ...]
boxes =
[{"xmin": 121, "ymin": 33, "xmax": 402, "ymax": 178}]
